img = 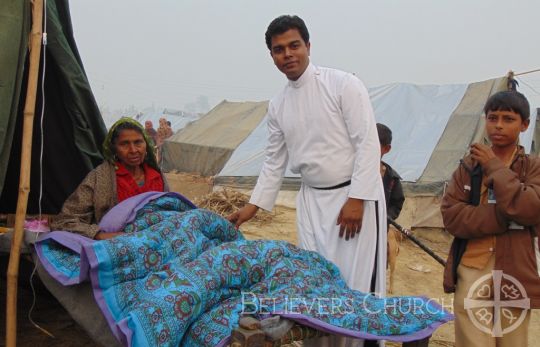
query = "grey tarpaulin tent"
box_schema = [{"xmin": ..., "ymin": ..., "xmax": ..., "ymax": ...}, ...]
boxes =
[{"xmin": 161, "ymin": 100, "xmax": 268, "ymax": 176}]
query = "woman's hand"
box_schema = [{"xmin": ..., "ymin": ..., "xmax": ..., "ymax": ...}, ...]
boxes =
[{"xmin": 95, "ymin": 231, "xmax": 124, "ymax": 240}]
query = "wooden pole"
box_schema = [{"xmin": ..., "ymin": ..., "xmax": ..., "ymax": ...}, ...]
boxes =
[
  {"xmin": 388, "ymin": 218, "xmax": 447, "ymax": 267},
  {"xmin": 514, "ymin": 68, "xmax": 540, "ymax": 77},
  {"xmin": 6, "ymin": 0, "xmax": 44, "ymax": 346}
]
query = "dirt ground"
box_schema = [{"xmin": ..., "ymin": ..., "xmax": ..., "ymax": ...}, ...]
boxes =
[{"xmin": 2, "ymin": 172, "xmax": 538, "ymax": 346}]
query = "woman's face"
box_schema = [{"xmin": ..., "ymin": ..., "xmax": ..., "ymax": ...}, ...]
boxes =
[{"xmin": 114, "ymin": 129, "xmax": 146, "ymax": 168}]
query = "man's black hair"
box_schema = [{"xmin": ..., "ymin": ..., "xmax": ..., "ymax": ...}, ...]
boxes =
[
  {"xmin": 484, "ymin": 90, "xmax": 530, "ymax": 121},
  {"xmin": 376, "ymin": 123, "xmax": 392, "ymax": 146},
  {"xmin": 265, "ymin": 15, "xmax": 310, "ymax": 50}
]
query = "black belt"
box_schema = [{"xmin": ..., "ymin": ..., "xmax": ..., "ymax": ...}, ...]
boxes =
[{"xmin": 312, "ymin": 180, "xmax": 351, "ymax": 190}]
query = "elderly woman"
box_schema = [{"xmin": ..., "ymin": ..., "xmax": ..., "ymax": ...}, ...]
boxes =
[{"xmin": 51, "ymin": 118, "xmax": 168, "ymax": 240}]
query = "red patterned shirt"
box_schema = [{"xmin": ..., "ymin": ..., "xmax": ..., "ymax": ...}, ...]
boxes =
[{"xmin": 115, "ymin": 162, "xmax": 164, "ymax": 203}]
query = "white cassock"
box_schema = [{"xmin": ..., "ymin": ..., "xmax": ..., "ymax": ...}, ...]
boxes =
[{"xmin": 250, "ymin": 63, "xmax": 387, "ymax": 347}]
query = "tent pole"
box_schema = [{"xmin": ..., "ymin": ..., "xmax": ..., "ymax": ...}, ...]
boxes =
[{"xmin": 6, "ymin": 0, "xmax": 44, "ymax": 346}]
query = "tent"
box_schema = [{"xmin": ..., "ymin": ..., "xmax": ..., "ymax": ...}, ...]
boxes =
[
  {"xmin": 213, "ymin": 77, "xmax": 538, "ymax": 228},
  {"xmin": 0, "ymin": 0, "xmax": 106, "ymax": 215},
  {"xmin": 161, "ymin": 100, "xmax": 268, "ymax": 176}
]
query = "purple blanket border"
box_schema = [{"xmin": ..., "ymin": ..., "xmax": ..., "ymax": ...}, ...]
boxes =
[
  {"xmin": 83, "ymin": 241, "xmax": 134, "ymax": 345},
  {"xmin": 279, "ymin": 302, "xmax": 452, "ymax": 342},
  {"xmin": 98, "ymin": 191, "xmax": 196, "ymax": 232},
  {"xmin": 35, "ymin": 231, "xmax": 94, "ymax": 285}
]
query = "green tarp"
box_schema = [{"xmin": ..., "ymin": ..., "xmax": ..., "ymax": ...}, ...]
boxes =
[
  {"xmin": 0, "ymin": 0, "xmax": 107, "ymax": 214},
  {"xmin": 0, "ymin": 0, "xmax": 30, "ymax": 193}
]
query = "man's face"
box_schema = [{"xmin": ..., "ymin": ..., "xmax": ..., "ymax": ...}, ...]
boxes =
[
  {"xmin": 269, "ymin": 28, "xmax": 310, "ymax": 81},
  {"xmin": 145, "ymin": 121, "xmax": 153, "ymax": 129},
  {"xmin": 485, "ymin": 109, "xmax": 529, "ymax": 149}
]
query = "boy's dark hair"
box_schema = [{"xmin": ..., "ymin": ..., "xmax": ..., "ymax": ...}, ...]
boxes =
[
  {"xmin": 265, "ymin": 15, "xmax": 310, "ymax": 50},
  {"xmin": 483, "ymin": 91, "xmax": 530, "ymax": 121},
  {"xmin": 376, "ymin": 123, "xmax": 392, "ymax": 146}
]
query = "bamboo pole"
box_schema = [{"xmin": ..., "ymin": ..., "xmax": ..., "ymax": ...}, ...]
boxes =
[{"xmin": 6, "ymin": 0, "xmax": 44, "ymax": 346}]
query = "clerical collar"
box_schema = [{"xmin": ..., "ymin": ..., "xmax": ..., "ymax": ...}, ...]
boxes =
[{"xmin": 288, "ymin": 63, "xmax": 316, "ymax": 88}]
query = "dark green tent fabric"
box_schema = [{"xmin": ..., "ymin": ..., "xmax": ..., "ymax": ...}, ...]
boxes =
[
  {"xmin": 0, "ymin": 0, "xmax": 30, "ymax": 192},
  {"xmin": 0, "ymin": 0, "xmax": 107, "ymax": 214}
]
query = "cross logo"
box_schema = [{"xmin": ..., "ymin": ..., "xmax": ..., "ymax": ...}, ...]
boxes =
[{"xmin": 464, "ymin": 270, "xmax": 530, "ymax": 337}]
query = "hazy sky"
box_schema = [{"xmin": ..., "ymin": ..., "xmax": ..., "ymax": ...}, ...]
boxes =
[{"xmin": 70, "ymin": 0, "xmax": 540, "ymax": 112}]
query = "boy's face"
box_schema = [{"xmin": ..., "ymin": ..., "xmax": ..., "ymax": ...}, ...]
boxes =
[
  {"xmin": 270, "ymin": 28, "xmax": 310, "ymax": 81},
  {"xmin": 485, "ymin": 109, "xmax": 529, "ymax": 148},
  {"xmin": 380, "ymin": 144, "xmax": 391, "ymax": 158}
]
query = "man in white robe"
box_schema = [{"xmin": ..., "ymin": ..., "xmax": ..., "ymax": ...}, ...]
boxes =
[{"xmin": 228, "ymin": 15, "xmax": 387, "ymax": 347}]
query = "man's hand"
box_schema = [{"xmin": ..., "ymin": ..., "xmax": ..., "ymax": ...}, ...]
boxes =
[
  {"xmin": 227, "ymin": 203, "xmax": 259, "ymax": 228},
  {"xmin": 95, "ymin": 231, "xmax": 124, "ymax": 240},
  {"xmin": 470, "ymin": 143, "xmax": 496, "ymax": 167},
  {"xmin": 337, "ymin": 198, "xmax": 364, "ymax": 241}
]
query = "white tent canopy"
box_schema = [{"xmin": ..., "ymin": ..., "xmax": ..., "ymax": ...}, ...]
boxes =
[{"xmin": 369, "ymin": 83, "xmax": 467, "ymax": 181}]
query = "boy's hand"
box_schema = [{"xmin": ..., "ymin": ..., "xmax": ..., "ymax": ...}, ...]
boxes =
[
  {"xmin": 337, "ymin": 198, "xmax": 364, "ymax": 241},
  {"xmin": 470, "ymin": 143, "xmax": 496, "ymax": 167}
]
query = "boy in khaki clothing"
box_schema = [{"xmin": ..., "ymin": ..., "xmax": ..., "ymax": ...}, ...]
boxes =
[{"xmin": 441, "ymin": 91, "xmax": 540, "ymax": 347}]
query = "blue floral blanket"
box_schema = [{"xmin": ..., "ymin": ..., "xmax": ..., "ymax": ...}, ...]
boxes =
[{"xmin": 36, "ymin": 192, "xmax": 452, "ymax": 346}]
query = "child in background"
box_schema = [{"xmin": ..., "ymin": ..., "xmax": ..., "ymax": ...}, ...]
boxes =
[{"xmin": 376, "ymin": 123, "xmax": 405, "ymax": 294}]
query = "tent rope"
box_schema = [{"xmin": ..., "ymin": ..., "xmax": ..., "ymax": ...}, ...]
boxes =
[
  {"xmin": 514, "ymin": 68, "xmax": 540, "ymax": 77},
  {"xmin": 27, "ymin": 0, "xmax": 55, "ymax": 339},
  {"xmin": 516, "ymin": 77, "xmax": 540, "ymax": 96}
]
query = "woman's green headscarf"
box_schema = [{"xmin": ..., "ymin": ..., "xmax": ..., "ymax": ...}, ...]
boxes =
[{"xmin": 102, "ymin": 117, "xmax": 159, "ymax": 171}]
